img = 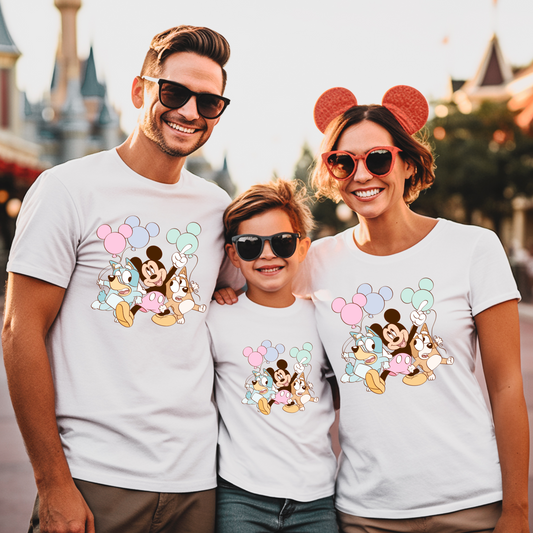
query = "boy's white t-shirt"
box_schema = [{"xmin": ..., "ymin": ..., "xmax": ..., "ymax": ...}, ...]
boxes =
[
  {"xmin": 7, "ymin": 149, "xmax": 242, "ymax": 492},
  {"xmin": 207, "ymin": 295, "xmax": 337, "ymax": 502},
  {"xmin": 294, "ymin": 219, "xmax": 520, "ymax": 519}
]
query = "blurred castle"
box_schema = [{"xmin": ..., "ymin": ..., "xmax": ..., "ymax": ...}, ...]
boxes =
[
  {"xmin": 0, "ymin": 0, "xmax": 235, "ymax": 253},
  {"xmin": 444, "ymin": 33, "xmax": 533, "ymax": 273},
  {"xmin": 449, "ymin": 34, "xmax": 533, "ymax": 134}
]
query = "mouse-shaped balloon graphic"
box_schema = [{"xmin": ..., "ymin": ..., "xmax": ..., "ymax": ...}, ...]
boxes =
[
  {"xmin": 401, "ymin": 278, "xmax": 434, "ymax": 314},
  {"xmin": 262, "ymin": 340, "xmax": 285, "ymax": 362},
  {"xmin": 167, "ymin": 222, "xmax": 201, "ymax": 257},
  {"xmin": 357, "ymin": 283, "xmax": 393, "ymax": 318},
  {"xmin": 332, "ymin": 293, "xmax": 367, "ymax": 328},
  {"xmin": 125, "ymin": 215, "xmax": 159, "ymax": 251},
  {"xmin": 289, "ymin": 342, "xmax": 313, "ymax": 366},
  {"xmin": 96, "ymin": 223, "xmax": 133, "ymax": 257}
]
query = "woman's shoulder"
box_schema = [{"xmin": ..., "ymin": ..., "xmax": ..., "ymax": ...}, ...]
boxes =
[
  {"xmin": 310, "ymin": 226, "xmax": 353, "ymax": 252},
  {"xmin": 438, "ymin": 218, "xmax": 500, "ymax": 244}
]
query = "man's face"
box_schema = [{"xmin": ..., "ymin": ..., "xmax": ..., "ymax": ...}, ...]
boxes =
[{"xmin": 139, "ymin": 51, "xmax": 224, "ymax": 158}]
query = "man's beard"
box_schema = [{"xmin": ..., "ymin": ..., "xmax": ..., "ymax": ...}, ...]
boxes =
[{"xmin": 142, "ymin": 114, "xmax": 207, "ymax": 157}]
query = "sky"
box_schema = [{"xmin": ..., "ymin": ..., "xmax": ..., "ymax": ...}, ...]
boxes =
[{"xmin": 3, "ymin": 0, "xmax": 533, "ymax": 192}]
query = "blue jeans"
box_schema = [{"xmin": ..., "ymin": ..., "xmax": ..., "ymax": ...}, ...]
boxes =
[{"xmin": 216, "ymin": 477, "xmax": 338, "ymax": 533}]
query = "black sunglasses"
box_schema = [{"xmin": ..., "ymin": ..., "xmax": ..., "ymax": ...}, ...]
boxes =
[
  {"xmin": 231, "ymin": 232, "xmax": 301, "ymax": 261},
  {"xmin": 142, "ymin": 76, "xmax": 230, "ymax": 119}
]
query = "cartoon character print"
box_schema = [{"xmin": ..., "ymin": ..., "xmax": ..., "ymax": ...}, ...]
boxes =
[
  {"xmin": 91, "ymin": 259, "xmax": 144, "ymax": 327},
  {"xmin": 242, "ymin": 368, "xmax": 277, "ymax": 415},
  {"xmin": 370, "ymin": 305, "xmax": 426, "ymax": 382},
  {"xmin": 403, "ymin": 323, "xmax": 454, "ymax": 385},
  {"xmin": 242, "ymin": 340, "xmax": 319, "ymax": 415},
  {"xmin": 340, "ymin": 328, "xmax": 390, "ymax": 394},
  {"xmin": 332, "ymin": 278, "xmax": 453, "ymax": 393},
  {"xmin": 265, "ymin": 360, "xmax": 297, "ymax": 410},
  {"xmin": 92, "ymin": 217, "xmax": 204, "ymax": 328},
  {"xmin": 153, "ymin": 265, "xmax": 206, "ymax": 326},
  {"xmin": 289, "ymin": 372, "xmax": 319, "ymax": 411},
  {"xmin": 400, "ymin": 278, "xmax": 453, "ymax": 385}
]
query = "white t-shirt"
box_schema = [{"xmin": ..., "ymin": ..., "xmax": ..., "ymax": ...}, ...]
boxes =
[
  {"xmin": 7, "ymin": 149, "xmax": 242, "ymax": 492},
  {"xmin": 294, "ymin": 219, "xmax": 520, "ymax": 519},
  {"xmin": 207, "ymin": 295, "xmax": 337, "ymax": 502}
]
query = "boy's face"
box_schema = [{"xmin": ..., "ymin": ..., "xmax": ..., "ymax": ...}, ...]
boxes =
[{"xmin": 225, "ymin": 208, "xmax": 311, "ymax": 308}]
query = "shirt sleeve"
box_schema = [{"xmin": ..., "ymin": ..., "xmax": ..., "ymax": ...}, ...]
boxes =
[
  {"xmin": 292, "ymin": 244, "xmax": 314, "ymax": 298},
  {"xmin": 215, "ymin": 253, "xmax": 245, "ymax": 292},
  {"xmin": 469, "ymin": 228, "xmax": 521, "ymax": 316},
  {"xmin": 7, "ymin": 172, "xmax": 80, "ymax": 288}
]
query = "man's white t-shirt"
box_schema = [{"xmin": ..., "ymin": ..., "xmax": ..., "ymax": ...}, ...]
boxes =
[
  {"xmin": 8, "ymin": 149, "xmax": 242, "ymax": 492},
  {"xmin": 207, "ymin": 295, "xmax": 337, "ymax": 502},
  {"xmin": 294, "ymin": 219, "xmax": 520, "ymax": 519}
]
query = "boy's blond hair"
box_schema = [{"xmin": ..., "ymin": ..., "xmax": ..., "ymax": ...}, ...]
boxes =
[{"xmin": 224, "ymin": 179, "xmax": 314, "ymax": 243}]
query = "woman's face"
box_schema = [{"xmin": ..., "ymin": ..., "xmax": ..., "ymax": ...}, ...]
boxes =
[{"xmin": 334, "ymin": 120, "xmax": 412, "ymax": 220}]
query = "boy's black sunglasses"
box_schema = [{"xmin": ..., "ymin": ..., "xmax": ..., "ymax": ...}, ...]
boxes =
[
  {"xmin": 231, "ymin": 233, "xmax": 301, "ymax": 261},
  {"xmin": 142, "ymin": 76, "xmax": 230, "ymax": 119}
]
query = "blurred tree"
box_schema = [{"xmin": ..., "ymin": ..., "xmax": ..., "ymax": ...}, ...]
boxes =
[{"xmin": 417, "ymin": 101, "xmax": 533, "ymax": 235}]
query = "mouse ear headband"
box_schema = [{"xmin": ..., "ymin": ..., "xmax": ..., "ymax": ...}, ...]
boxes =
[{"xmin": 313, "ymin": 85, "xmax": 428, "ymax": 136}]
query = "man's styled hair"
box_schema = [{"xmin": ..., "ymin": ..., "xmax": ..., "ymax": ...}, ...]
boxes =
[
  {"xmin": 141, "ymin": 25, "xmax": 231, "ymax": 92},
  {"xmin": 224, "ymin": 180, "xmax": 315, "ymax": 244}
]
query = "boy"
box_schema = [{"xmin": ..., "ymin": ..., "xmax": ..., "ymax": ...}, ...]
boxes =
[{"xmin": 206, "ymin": 180, "xmax": 338, "ymax": 533}]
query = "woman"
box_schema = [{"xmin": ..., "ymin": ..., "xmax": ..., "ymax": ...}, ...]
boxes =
[{"xmin": 293, "ymin": 85, "xmax": 529, "ymax": 532}]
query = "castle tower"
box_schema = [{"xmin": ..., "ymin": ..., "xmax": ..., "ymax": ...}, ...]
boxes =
[
  {"xmin": 51, "ymin": 0, "xmax": 82, "ymax": 113},
  {"xmin": 0, "ymin": 0, "xmax": 20, "ymax": 133}
]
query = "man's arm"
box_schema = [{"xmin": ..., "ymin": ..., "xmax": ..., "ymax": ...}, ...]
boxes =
[
  {"xmin": 2, "ymin": 273, "xmax": 95, "ymax": 533},
  {"xmin": 475, "ymin": 299, "xmax": 529, "ymax": 533}
]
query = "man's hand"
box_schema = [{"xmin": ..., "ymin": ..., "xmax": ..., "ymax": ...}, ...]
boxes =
[
  {"xmin": 2, "ymin": 274, "xmax": 94, "ymax": 533},
  {"xmin": 493, "ymin": 508, "xmax": 529, "ymax": 533},
  {"xmin": 38, "ymin": 483, "xmax": 95, "ymax": 533}
]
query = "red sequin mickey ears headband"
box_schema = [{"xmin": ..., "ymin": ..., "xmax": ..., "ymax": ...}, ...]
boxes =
[{"xmin": 313, "ymin": 85, "xmax": 429, "ymax": 136}]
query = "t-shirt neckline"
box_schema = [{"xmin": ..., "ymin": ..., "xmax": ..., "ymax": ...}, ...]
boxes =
[{"xmin": 343, "ymin": 218, "xmax": 445, "ymax": 263}]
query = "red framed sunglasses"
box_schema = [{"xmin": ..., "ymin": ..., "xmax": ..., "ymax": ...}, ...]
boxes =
[{"xmin": 322, "ymin": 146, "xmax": 402, "ymax": 181}]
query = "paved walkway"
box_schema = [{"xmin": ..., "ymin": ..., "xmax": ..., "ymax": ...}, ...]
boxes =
[{"xmin": 1, "ymin": 305, "xmax": 532, "ymax": 531}]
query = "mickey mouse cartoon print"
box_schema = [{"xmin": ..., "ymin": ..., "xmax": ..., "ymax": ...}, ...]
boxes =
[
  {"xmin": 241, "ymin": 340, "xmax": 320, "ymax": 415},
  {"xmin": 332, "ymin": 278, "xmax": 453, "ymax": 394},
  {"xmin": 92, "ymin": 217, "xmax": 206, "ymax": 328}
]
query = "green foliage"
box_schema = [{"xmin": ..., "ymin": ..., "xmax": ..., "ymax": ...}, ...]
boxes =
[
  {"xmin": 417, "ymin": 101, "xmax": 533, "ymax": 233},
  {"xmin": 290, "ymin": 143, "xmax": 355, "ymax": 239}
]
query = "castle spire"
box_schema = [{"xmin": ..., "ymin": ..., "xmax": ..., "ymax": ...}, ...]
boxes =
[
  {"xmin": 52, "ymin": 0, "xmax": 82, "ymax": 111},
  {"xmin": 0, "ymin": 0, "xmax": 19, "ymax": 57}
]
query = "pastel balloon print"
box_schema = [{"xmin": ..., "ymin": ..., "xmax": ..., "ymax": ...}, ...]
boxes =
[
  {"xmin": 332, "ymin": 293, "xmax": 367, "ymax": 328},
  {"xmin": 262, "ymin": 340, "xmax": 285, "ymax": 362},
  {"xmin": 243, "ymin": 345, "xmax": 267, "ymax": 367}
]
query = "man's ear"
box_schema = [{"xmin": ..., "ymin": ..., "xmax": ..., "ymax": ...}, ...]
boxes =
[
  {"xmin": 132, "ymin": 76, "xmax": 145, "ymax": 109},
  {"xmin": 297, "ymin": 237, "xmax": 311, "ymax": 263},
  {"xmin": 225, "ymin": 243, "xmax": 241, "ymax": 269}
]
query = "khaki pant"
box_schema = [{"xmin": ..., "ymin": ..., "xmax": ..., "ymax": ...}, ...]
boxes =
[
  {"xmin": 28, "ymin": 478, "xmax": 216, "ymax": 533},
  {"xmin": 338, "ymin": 501, "xmax": 502, "ymax": 533}
]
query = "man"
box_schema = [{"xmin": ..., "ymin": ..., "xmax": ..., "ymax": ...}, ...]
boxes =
[{"xmin": 2, "ymin": 25, "xmax": 241, "ymax": 533}]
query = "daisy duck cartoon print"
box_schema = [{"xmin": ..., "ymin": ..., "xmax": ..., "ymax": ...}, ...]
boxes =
[
  {"xmin": 241, "ymin": 340, "xmax": 320, "ymax": 416},
  {"xmin": 332, "ymin": 279, "xmax": 453, "ymax": 395},
  {"xmin": 91, "ymin": 215, "xmax": 207, "ymax": 328}
]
